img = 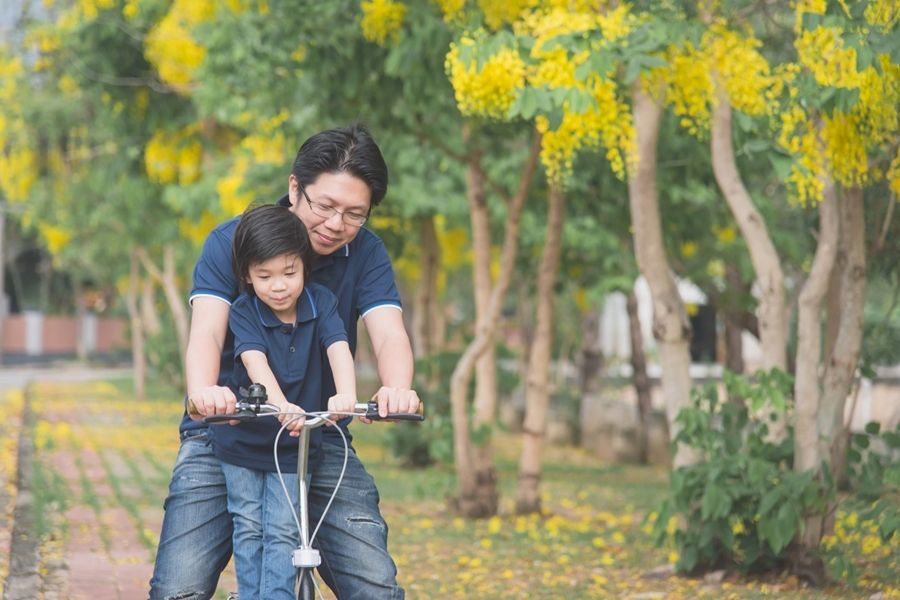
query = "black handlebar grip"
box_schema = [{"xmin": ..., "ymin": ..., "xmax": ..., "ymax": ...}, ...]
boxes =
[{"xmin": 364, "ymin": 401, "xmax": 425, "ymax": 422}]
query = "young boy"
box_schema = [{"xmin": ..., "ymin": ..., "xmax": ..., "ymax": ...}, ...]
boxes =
[{"xmin": 212, "ymin": 203, "xmax": 356, "ymax": 599}]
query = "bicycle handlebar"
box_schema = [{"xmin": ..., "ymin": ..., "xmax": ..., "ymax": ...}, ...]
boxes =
[{"xmin": 186, "ymin": 383, "xmax": 425, "ymax": 426}]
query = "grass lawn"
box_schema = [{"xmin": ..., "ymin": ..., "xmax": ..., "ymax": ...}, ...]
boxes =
[{"xmin": 11, "ymin": 379, "xmax": 899, "ymax": 599}]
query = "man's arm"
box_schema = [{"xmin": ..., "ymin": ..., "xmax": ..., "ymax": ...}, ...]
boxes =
[
  {"xmin": 362, "ymin": 306, "xmax": 420, "ymax": 417},
  {"xmin": 185, "ymin": 296, "xmax": 236, "ymax": 418}
]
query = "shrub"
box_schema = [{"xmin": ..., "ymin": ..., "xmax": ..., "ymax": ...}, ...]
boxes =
[{"xmin": 652, "ymin": 370, "xmax": 827, "ymax": 574}]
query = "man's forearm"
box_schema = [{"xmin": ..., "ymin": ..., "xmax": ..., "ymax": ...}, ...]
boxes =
[
  {"xmin": 185, "ymin": 336, "xmax": 224, "ymax": 395},
  {"xmin": 373, "ymin": 332, "xmax": 414, "ymax": 389}
]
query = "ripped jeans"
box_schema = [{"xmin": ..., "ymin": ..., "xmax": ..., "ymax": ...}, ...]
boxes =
[{"xmin": 148, "ymin": 429, "xmax": 404, "ymax": 600}]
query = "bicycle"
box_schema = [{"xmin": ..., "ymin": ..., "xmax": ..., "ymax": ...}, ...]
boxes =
[{"xmin": 188, "ymin": 384, "xmax": 424, "ymax": 600}]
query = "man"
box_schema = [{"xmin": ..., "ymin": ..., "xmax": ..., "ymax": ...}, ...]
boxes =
[{"xmin": 149, "ymin": 124, "xmax": 419, "ymax": 600}]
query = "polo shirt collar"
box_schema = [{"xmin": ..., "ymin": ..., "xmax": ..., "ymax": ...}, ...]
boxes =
[{"xmin": 252, "ymin": 289, "xmax": 317, "ymax": 327}]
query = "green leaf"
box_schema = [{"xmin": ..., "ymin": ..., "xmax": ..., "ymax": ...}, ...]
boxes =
[
  {"xmin": 864, "ymin": 421, "xmax": 881, "ymax": 436},
  {"xmin": 883, "ymin": 431, "xmax": 900, "ymax": 449},
  {"xmin": 852, "ymin": 433, "xmax": 870, "ymax": 450}
]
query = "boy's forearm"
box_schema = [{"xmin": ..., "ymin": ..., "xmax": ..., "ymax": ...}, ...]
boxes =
[{"xmin": 326, "ymin": 342, "xmax": 357, "ymax": 397}]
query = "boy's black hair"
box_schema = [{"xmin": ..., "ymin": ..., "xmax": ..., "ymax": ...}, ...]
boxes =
[
  {"xmin": 232, "ymin": 204, "xmax": 315, "ymax": 294},
  {"xmin": 291, "ymin": 123, "xmax": 388, "ymax": 207}
]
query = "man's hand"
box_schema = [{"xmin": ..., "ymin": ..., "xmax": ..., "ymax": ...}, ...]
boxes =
[
  {"xmin": 368, "ymin": 386, "xmax": 420, "ymax": 422},
  {"xmin": 187, "ymin": 385, "xmax": 237, "ymax": 420}
]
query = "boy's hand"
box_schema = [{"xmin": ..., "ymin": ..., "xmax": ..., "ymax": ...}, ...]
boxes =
[
  {"xmin": 327, "ymin": 393, "xmax": 357, "ymax": 417},
  {"xmin": 275, "ymin": 401, "xmax": 305, "ymax": 437}
]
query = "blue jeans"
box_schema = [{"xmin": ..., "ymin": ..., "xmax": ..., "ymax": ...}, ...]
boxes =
[
  {"xmin": 148, "ymin": 430, "xmax": 404, "ymax": 600},
  {"xmin": 221, "ymin": 463, "xmax": 299, "ymax": 600}
]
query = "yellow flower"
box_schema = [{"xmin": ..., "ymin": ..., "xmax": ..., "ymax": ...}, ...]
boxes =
[
  {"xmin": 360, "ymin": 0, "xmax": 406, "ymax": 46},
  {"xmin": 445, "ymin": 43, "xmax": 526, "ymax": 119}
]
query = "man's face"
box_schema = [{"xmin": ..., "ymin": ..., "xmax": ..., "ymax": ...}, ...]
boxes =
[{"xmin": 288, "ymin": 172, "xmax": 372, "ymax": 255}]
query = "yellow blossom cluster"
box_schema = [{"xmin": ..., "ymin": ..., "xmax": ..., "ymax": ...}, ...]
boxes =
[
  {"xmin": 75, "ymin": 0, "xmax": 116, "ymax": 21},
  {"xmin": 445, "ymin": 42, "xmax": 526, "ymax": 118},
  {"xmin": 478, "ymin": 0, "xmax": 534, "ymax": 30},
  {"xmin": 433, "ymin": 0, "xmax": 466, "ymax": 23},
  {"xmin": 706, "ymin": 26, "xmax": 776, "ymax": 117},
  {"xmin": 664, "ymin": 26, "xmax": 776, "ymax": 135},
  {"xmin": 514, "ymin": 7, "xmax": 598, "ymax": 55},
  {"xmin": 664, "ymin": 42, "xmax": 711, "ymax": 135},
  {"xmin": 361, "ymin": 0, "xmax": 407, "ymax": 46},
  {"xmin": 536, "ymin": 77, "xmax": 634, "ymax": 181},
  {"xmin": 795, "ymin": 26, "xmax": 859, "ymax": 89},
  {"xmin": 864, "ymin": 0, "xmax": 898, "ymax": 30},
  {"xmin": 144, "ymin": 126, "xmax": 203, "ymax": 185},
  {"xmin": 0, "ymin": 55, "xmax": 38, "ymax": 203},
  {"xmin": 854, "ymin": 55, "xmax": 900, "ymax": 148},
  {"xmin": 145, "ymin": 0, "xmax": 216, "ymax": 92},
  {"xmin": 889, "ymin": 146, "xmax": 900, "ymax": 197},
  {"xmin": 37, "ymin": 223, "xmax": 73, "ymax": 256},
  {"xmin": 776, "ymin": 105, "xmax": 824, "ymax": 205},
  {"xmin": 216, "ymin": 155, "xmax": 254, "ymax": 217},
  {"xmin": 822, "ymin": 111, "xmax": 868, "ymax": 188},
  {"xmin": 179, "ymin": 210, "xmax": 220, "ymax": 247}
]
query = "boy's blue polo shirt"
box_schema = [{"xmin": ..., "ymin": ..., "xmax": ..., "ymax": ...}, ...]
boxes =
[
  {"xmin": 210, "ymin": 285, "xmax": 347, "ymax": 472},
  {"xmin": 183, "ymin": 195, "xmax": 402, "ymax": 447}
]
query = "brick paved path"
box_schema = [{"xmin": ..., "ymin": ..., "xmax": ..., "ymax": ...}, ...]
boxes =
[{"xmin": 0, "ymin": 372, "xmax": 237, "ymax": 599}]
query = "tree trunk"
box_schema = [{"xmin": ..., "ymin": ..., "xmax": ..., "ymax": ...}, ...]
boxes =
[
  {"xmin": 710, "ymin": 85, "xmax": 788, "ymax": 437},
  {"xmin": 577, "ymin": 307, "xmax": 602, "ymax": 398},
  {"xmin": 450, "ymin": 131, "xmax": 541, "ymax": 518},
  {"xmin": 464, "ymin": 142, "xmax": 502, "ymax": 507},
  {"xmin": 819, "ymin": 186, "xmax": 866, "ymax": 502},
  {"xmin": 141, "ymin": 276, "xmax": 161, "ymax": 336},
  {"xmin": 793, "ymin": 173, "xmax": 839, "ymax": 575},
  {"xmin": 515, "ymin": 184, "xmax": 565, "ymax": 514},
  {"xmin": 126, "ymin": 247, "xmax": 146, "ymax": 400},
  {"xmin": 627, "ymin": 82, "xmax": 695, "ymax": 468},
  {"xmin": 0, "ymin": 210, "xmax": 6, "ymax": 365},
  {"xmin": 412, "ymin": 214, "xmax": 441, "ymax": 359},
  {"xmin": 627, "ymin": 288, "xmax": 653, "ymax": 465},
  {"xmin": 73, "ymin": 278, "xmax": 88, "ymax": 361},
  {"xmin": 467, "ymin": 149, "xmax": 499, "ymax": 426},
  {"xmin": 137, "ymin": 245, "xmax": 189, "ymax": 381}
]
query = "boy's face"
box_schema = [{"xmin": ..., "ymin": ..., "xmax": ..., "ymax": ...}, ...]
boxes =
[
  {"xmin": 246, "ymin": 253, "xmax": 305, "ymax": 323},
  {"xmin": 288, "ymin": 172, "xmax": 372, "ymax": 255}
]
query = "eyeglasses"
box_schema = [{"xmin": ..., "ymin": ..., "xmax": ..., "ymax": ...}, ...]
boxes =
[{"xmin": 298, "ymin": 185, "xmax": 368, "ymax": 227}]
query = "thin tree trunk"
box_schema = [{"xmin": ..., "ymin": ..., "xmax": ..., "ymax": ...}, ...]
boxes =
[
  {"xmin": 819, "ymin": 186, "xmax": 866, "ymax": 503},
  {"xmin": 126, "ymin": 247, "xmax": 146, "ymax": 400},
  {"xmin": 710, "ymin": 84, "xmax": 788, "ymax": 438},
  {"xmin": 412, "ymin": 215, "xmax": 441, "ymax": 359},
  {"xmin": 627, "ymin": 82, "xmax": 695, "ymax": 468},
  {"xmin": 578, "ymin": 307, "xmax": 602, "ymax": 398},
  {"xmin": 450, "ymin": 131, "xmax": 541, "ymax": 518},
  {"xmin": 467, "ymin": 149, "xmax": 499, "ymax": 428},
  {"xmin": 465, "ymin": 141, "xmax": 502, "ymax": 507},
  {"xmin": 73, "ymin": 278, "xmax": 88, "ymax": 361},
  {"xmin": 515, "ymin": 184, "xmax": 565, "ymax": 514},
  {"xmin": 0, "ymin": 210, "xmax": 7, "ymax": 365},
  {"xmin": 141, "ymin": 277, "xmax": 161, "ymax": 336},
  {"xmin": 627, "ymin": 288, "xmax": 652, "ymax": 465},
  {"xmin": 137, "ymin": 245, "xmax": 189, "ymax": 380},
  {"xmin": 793, "ymin": 173, "xmax": 839, "ymax": 571}
]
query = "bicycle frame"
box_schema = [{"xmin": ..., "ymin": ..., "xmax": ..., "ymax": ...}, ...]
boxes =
[{"xmin": 189, "ymin": 385, "xmax": 424, "ymax": 599}]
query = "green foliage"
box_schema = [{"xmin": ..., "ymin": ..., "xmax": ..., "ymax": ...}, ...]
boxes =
[
  {"xmin": 653, "ymin": 371, "xmax": 829, "ymax": 574},
  {"xmin": 845, "ymin": 420, "xmax": 900, "ymax": 537}
]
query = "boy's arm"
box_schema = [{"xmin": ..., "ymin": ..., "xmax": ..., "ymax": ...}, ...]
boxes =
[
  {"xmin": 326, "ymin": 341, "xmax": 357, "ymax": 413},
  {"xmin": 363, "ymin": 307, "xmax": 420, "ymax": 418},
  {"xmin": 239, "ymin": 350, "xmax": 304, "ymax": 434},
  {"xmin": 186, "ymin": 297, "xmax": 235, "ymax": 418}
]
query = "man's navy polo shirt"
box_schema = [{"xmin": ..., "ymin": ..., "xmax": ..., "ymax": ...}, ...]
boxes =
[
  {"xmin": 210, "ymin": 285, "xmax": 347, "ymax": 472},
  {"xmin": 183, "ymin": 195, "xmax": 402, "ymax": 446}
]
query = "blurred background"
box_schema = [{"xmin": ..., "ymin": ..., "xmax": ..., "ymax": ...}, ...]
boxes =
[{"xmin": 0, "ymin": 0, "xmax": 898, "ymax": 597}]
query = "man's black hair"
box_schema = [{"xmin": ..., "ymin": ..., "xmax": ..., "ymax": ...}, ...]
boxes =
[
  {"xmin": 232, "ymin": 204, "xmax": 315, "ymax": 293},
  {"xmin": 291, "ymin": 123, "xmax": 389, "ymax": 207}
]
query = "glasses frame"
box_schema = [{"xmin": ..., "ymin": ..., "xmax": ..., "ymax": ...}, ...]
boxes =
[{"xmin": 297, "ymin": 185, "xmax": 369, "ymax": 227}]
